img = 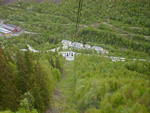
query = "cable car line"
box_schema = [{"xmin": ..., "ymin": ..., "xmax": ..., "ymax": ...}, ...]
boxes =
[{"xmin": 75, "ymin": 0, "xmax": 83, "ymax": 37}]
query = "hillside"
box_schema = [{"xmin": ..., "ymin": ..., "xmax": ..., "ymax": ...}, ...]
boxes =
[
  {"xmin": 0, "ymin": 0, "xmax": 150, "ymax": 113},
  {"xmin": 0, "ymin": 0, "xmax": 150, "ymax": 59}
]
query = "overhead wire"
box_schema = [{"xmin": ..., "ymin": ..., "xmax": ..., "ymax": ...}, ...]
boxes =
[{"xmin": 75, "ymin": 0, "xmax": 83, "ymax": 37}]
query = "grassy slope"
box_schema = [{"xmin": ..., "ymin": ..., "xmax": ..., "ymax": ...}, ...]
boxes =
[
  {"xmin": 52, "ymin": 55, "xmax": 150, "ymax": 113},
  {"xmin": 0, "ymin": 0, "xmax": 150, "ymax": 59}
]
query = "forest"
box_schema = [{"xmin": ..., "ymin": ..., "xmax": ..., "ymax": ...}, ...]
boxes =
[
  {"xmin": 0, "ymin": 0, "xmax": 150, "ymax": 113},
  {"xmin": 0, "ymin": 46, "xmax": 63, "ymax": 113}
]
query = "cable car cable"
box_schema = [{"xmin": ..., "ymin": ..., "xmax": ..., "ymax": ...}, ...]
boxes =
[{"xmin": 75, "ymin": 0, "xmax": 83, "ymax": 36}]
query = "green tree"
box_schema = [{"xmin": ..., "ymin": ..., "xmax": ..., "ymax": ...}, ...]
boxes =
[
  {"xmin": 0, "ymin": 47, "xmax": 19, "ymax": 111},
  {"xmin": 16, "ymin": 50, "xmax": 28, "ymax": 94},
  {"xmin": 48, "ymin": 56, "xmax": 55, "ymax": 69},
  {"xmin": 31, "ymin": 61, "xmax": 52, "ymax": 113},
  {"xmin": 20, "ymin": 92, "xmax": 35, "ymax": 111},
  {"xmin": 56, "ymin": 56, "xmax": 63, "ymax": 73},
  {"xmin": 16, "ymin": 50, "xmax": 35, "ymax": 94}
]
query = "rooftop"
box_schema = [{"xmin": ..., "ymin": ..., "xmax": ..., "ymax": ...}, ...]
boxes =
[
  {"xmin": 62, "ymin": 40, "xmax": 72, "ymax": 44},
  {"xmin": 0, "ymin": 27, "xmax": 11, "ymax": 34},
  {"xmin": 6, "ymin": 24, "xmax": 16, "ymax": 28}
]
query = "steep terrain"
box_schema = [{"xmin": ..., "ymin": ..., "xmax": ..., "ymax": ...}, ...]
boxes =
[
  {"xmin": 0, "ymin": 0, "xmax": 150, "ymax": 59},
  {"xmin": 0, "ymin": 0, "xmax": 150, "ymax": 113}
]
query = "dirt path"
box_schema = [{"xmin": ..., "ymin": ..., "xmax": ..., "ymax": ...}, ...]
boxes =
[
  {"xmin": 46, "ymin": 86, "xmax": 63, "ymax": 113},
  {"xmin": 101, "ymin": 22, "xmax": 150, "ymax": 38},
  {"xmin": 46, "ymin": 62, "xmax": 75, "ymax": 113},
  {"xmin": 102, "ymin": 22, "xmax": 128, "ymax": 34}
]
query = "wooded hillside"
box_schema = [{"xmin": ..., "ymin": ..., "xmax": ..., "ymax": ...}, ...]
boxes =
[{"xmin": 0, "ymin": 0, "xmax": 150, "ymax": 113}]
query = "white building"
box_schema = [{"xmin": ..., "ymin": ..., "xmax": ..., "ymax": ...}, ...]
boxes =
[
  {"xmin": 72, "ymin": 42, "xmax": 84, "ymax": 49},
  {"xmin": 59, "ymin": 51, "xmax": 75, "ymax": 61},
  {"xmin": 61, "ymin": 40, "xmax": 72, "ymax": 50},
  {"xmin": 62, "ymin": 45, "xmax": 69, "ymax": 50},
  {"xmin": 109, "ymin": 56, "xmax": 126, "ymax": 62},
  {"xmin": 84, "ymin": 44, "xmax": 91, "ymax": 49},
  {"xmin": 0, "ymin": 27, "xmax": 12, "ymax": 37},
  {"xmin": 62, "ymin": 40, "xmax": 72, "ymax": 46},
  {"xmin": 91, "ymin": 46, "xmax": 106, "ymax": 54}
]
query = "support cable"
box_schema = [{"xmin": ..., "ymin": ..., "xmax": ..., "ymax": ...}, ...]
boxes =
[{"xmin": 74, "ymin": 0, "xmax": 83, "ymax": 37}]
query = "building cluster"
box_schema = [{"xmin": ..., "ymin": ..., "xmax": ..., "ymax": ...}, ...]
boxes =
[
  {"xmin": 20, "ymin": 44, "xmax": 150, "ymax": 62},
  {"xmin": 0, "ymin": 19, "xmax": 22, "ymax": 37},
  {"xmin": 61, "ymin": 40, "xmax": 109, "ymax": 54}
]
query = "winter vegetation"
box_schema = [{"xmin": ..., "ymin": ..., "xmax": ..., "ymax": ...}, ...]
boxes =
[{"xmin": 0, "ymin": 0, "xmax": 150, "ymax": 113}]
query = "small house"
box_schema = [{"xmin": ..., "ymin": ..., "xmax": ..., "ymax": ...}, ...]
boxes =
[
  {"xmin": 61, "ymin": 40, "xmax": 72, "ymax": 50},
  {"xmin": 59, "ymin": 51, "xmax": 75, "ymax": 61},
  {"xmin": 4, "ymin": 24, "xmax": 21, "ymax": 33},
  {"xmin": 92, "ymin": 46, "xmax": 106, "ymax": 54},
  {"xmin": 0, "ymin": 27, "xmax": 12, "ymax": 37},
  {"xmin": 62, "ymin": 40, "xmax": 72, "ymax": 46},
  {"xmin": 72, "ymin": 42, "xmax": 83, "ymax": 49},
  {"xmin": 109, "ymin": 56, "xmax": 125, "ymax": 62},
  {"xmin": 62, "ymin": 45, "xmax": 69, "ymax": 50},
  {"xmin": 84, "ymin": 44, "xmax": 91, "ymax": 49}
]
